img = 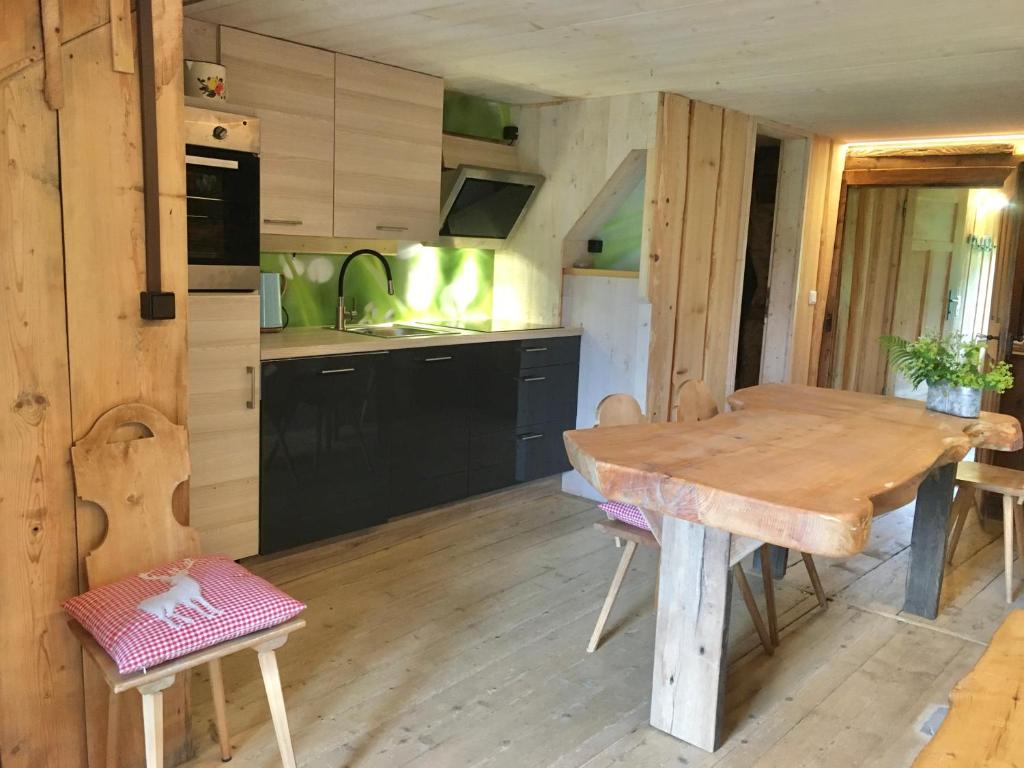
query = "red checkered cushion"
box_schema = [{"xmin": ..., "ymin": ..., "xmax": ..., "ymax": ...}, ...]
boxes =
[
  {"xmin": 599, "ymin": 501, "xmax": 651, "ymax": 531},
  {"xmin": 64, "ymin": 555, "xmax": 305, "ymax": 674}
]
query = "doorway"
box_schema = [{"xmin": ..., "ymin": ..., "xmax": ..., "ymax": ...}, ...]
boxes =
[
  {"xmin": 735, "ymin": 138, "xmax": 781, "ymax": 390},
  {"xmin": 829, "ymin": 185, "xmax": 1009, "ymax": 397}
]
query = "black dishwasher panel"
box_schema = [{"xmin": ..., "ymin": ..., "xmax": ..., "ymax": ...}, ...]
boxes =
[{"xmin": 260, "ymin": 353, "xmax": 390, "ymax": 553}]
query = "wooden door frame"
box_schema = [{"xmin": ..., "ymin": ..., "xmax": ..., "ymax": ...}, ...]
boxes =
[{"xmin": 816, "ymin": 152, "xmax": 1018, "ymax": 388}]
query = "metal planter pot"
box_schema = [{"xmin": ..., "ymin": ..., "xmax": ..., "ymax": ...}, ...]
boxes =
[{"xmin": 925, "ymin": 381, "xmax": 982, "ymax": 418}]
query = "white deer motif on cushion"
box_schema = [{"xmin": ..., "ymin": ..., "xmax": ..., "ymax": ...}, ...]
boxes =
[{"xmin": 138, "ymin": 559, "xmax": 223, "ymax": 629}]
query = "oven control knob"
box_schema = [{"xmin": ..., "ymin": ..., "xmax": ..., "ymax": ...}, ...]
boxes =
[{"xmin": 212, "ymin": 125, "xmax": 228, "ymax": 141}]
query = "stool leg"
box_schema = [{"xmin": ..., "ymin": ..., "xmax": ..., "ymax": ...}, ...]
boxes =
[
  {"xmin": 138, "ymin": 676, "xmax": 175, "ymax": 768},
  {"xmin": 256, "ymin": 641, "xmax": 297, "ymax": 768},
  {"xmin": 802, "ymin": 553, "xmax": 828, "ymax": 609},
  {"xmin": 1004, "ymin": 495, "xmax": 1015, "ymax": 603},
  {"xmin": 208, "ymin": 658, "xmax": 232, "ymax": 761},
  {"xmin": 946, "ymin": 486, "xmax": 974, "ymax": 564},
  {"xmin": 1014, "ymin": 499, "xmax": 1024, "ymax": 561},
  {"xmin": 760, "ymin": 545, "xmax": 779, "ymax": 646},
  {"xmin": 588, "ymin": 539, "xmax": 637, "ymax": 653},
  {"xmin": 105, "ymin": 690, "xmax": 120, "ymax": 768},
  {"xmin": 733, "ymin": 564, "xmax": 773, "ymax": 655}
]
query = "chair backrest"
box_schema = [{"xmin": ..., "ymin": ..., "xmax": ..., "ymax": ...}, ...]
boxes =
[
  {"xmin": 71, "ymin": 403, "xmax": 200, "ymax": 589},
  {"xmin": 595, "ymin": 393, "xmax": 645, "ymax": 428},
  {"xmin": 674, "ymin": 379, "xmax": 719, "ymax": 423}
]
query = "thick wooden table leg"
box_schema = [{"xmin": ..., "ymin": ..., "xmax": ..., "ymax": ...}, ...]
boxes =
[
  {"xmin": 651, "ymin": 517, "xmax": 732, "ymax": 751},
  {"xmin": 904, "ymin": 463, "xmax": 956, "ymax": 619}
]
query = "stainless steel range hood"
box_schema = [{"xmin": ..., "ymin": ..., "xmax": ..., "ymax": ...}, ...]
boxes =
[{"xmin": 439, "ymin": 165, "xmax": 544, "ymax": 240}]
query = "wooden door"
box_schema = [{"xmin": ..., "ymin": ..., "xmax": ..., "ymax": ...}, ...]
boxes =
[
  {"xmin": 334, "ymin": 53, "xmax": 443, "ymax": 241},
  {"xmin": 220, "ymin": 28, "xmax": 335, "ymax": 237},
  {"xmin": 188, "ymin": 292, "xmax": 261, "ymax": 559}
]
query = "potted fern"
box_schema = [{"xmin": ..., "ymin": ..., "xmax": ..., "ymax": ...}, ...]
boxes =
[{"xmin": 880, "ymin": 334, "xmax": 1014, "ymax": 417}]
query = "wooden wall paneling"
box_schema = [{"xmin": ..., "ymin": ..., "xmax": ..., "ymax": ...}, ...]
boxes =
[
  {"xmin": 645, "ymin": 93, "xmax": 690, "ymax": 422},
  {"xmin": 494, "ymin": 92, "xmax": 657, "ymax": 324},
  {"xmin": 670, "ymin": 101, "xmax": 723, "ymax": 403},
  {"xmin": 704, "ymin": 109, "xmax": 756, "ymax": 408},
  {"xmin": 760, "ymin": 137, "xmax": 809, "ymax": 384},
  {"xmin": 38, "ymin": 0, "xmax": 63, "ymax": 108},
  {"xmin": 1, "ymin": 0, "xmax": 43, "ymax": 78},
  {"xmin": 0, "ymin": 61, "xmax": 87, "ymax": 768},
  {"xmin": 60, "ymin": 3, "xmax": 191, "ymax": 763},
  {"xmin": 108, "ymin": 0, "xmax": 134, "ymax": 73},
  {"xmin": 183, "ymin": 17, "xmax": 218, "ymax": 62},
  {"xmin": 830, "ymin": 187, "xmax": 859, "ymax": 388}
]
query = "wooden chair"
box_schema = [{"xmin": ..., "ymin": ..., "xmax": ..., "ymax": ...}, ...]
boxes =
[
  {"xmin": 68, "ymin": 404, "xmax": 305, "ymax": 768},
  {"xmin": 946, "ymin": 460, "xmax": 1024, "ymax": 603},
  {"xmin": 589, "ymin": 382, "xmax": 775, "ymax": 655}
]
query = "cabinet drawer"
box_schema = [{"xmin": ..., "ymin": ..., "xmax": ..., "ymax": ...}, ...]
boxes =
[
  {"xmin": 517, "ymin": 364, "xmax": 579, "ymax": 426},
  {"xmin": 516, "ymin": 336, "xmax": 580, "ymax": 370},
  {"xmin": 469, "ymin": 430, "xmax": 516, "ymax": 470},
  {"xmin": 515, "ymin": 421, "xmax": 574, "ymax": 483}
]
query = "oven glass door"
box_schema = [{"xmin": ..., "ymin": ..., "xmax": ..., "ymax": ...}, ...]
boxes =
[{"xmin": 185, "ymin": 145, "xmax": 259, "ymax": 267}]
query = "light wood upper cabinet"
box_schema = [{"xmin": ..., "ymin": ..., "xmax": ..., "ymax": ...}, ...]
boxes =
[
  {"xmin": 334, "ymin": 54, "xmax": 444, "ymax": 241},
  {"xmin": 220, "ymin": 27, "xmax": 335, "ymax": 237},
  {"xmin": 188, "ymin": 292, "xmax": 261, "ymax": 560}
]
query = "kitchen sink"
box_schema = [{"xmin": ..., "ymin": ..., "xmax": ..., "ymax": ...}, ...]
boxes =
[{"xmin": 341, "ymin": 324, "xmax": 460, "ymax": 339}]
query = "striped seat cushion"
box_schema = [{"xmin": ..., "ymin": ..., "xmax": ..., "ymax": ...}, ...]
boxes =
[{"xmin": 599, "ymin": 501, "xmax": 651, "ymax": 531}]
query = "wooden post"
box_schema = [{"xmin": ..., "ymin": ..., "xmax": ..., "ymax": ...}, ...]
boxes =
[
  {"xmin": 651, "ymin": 517, "xmax": 733, "ymax": 751},
  {"xmin": 904, "ymin": 463, "xmax": 957, "ymax": 618}
]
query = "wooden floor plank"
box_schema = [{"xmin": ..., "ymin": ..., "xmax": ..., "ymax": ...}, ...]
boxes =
[{"xmin": 179, "ymin": 479, "xmax": 1019, "ymax": 767}]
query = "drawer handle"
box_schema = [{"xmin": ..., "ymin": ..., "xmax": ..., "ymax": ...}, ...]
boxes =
[
  {"xmin": 424, "ymin": 355, "xmax": 453, "ymax": 362},
  {"xmin": 522, "ymin": 376, "xmax": 547, "ymax": 382},
  {"xmin": 523, "ymin": 346, "xmax": 548, "ymax": 353},
  {"xmin": 246, "ymin": 365, "xmax": 256, "ymax": 409},
  {"xmin": 264, "ymin": 218, "xmax": 303, "ymax": 226},
  {"xmin": 519, "ymin": 433, "xmax": 544, "ymax": 441},
  {"xmin": 376, "ymin": 225, "xmax": 408, "ymax": 232},
  {"xmin": 320, "ymin": 367, "xmax": 356, "ymax": 375}
]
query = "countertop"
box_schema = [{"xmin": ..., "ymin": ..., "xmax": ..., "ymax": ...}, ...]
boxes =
[{"xmin": 260, "ymin": 324, "xmax": 583, "ymax": 361}]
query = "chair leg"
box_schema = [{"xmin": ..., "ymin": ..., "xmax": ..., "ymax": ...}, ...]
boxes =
[
  {"xmin": 1014, "ymin": 500, "xmax": 1024, "ymax": 561},
  {"xmin": 138, "ymin": 676, "xmax": 175, "ymax": 768},
  {"xmin": 1005, "ymin": 495, "xmax": 1016, "ymax": 604},
  {"xmin": 208, "ymin": 658, "xmax": 232, "ymax": 762},
  {"xmin": 105, "ymin": 690, "xmax": 120, "ymax": 768},
  {"xmin": 256, "ymin": 640, "xmax": 298, "ymax": 768},
  {"xmin": 587, "ymin": 539, "xmax": 637, "ymax": 653},
  {"xmin": 802, "ymin": 553, "xmax": 828, "ymax": 609},
  {"xmin": 759, "ymin": 545, "xmax": 779, "ymax": 647},
  {"xmin": 946, "ymin": 486, "xmax": 975, "ymax": 564},
  {"xmin": 733, "ymin": 564, "xmax": 773, "ymax": 655}
]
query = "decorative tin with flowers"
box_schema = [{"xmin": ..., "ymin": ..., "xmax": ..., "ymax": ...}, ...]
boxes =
[
  {"xmin": 184, "ymin": 61, "xmax": 227, "ymax": 101},
  {"xmin": 880, "ymin": 333, "xmax": 1014, "ymax": 417}
]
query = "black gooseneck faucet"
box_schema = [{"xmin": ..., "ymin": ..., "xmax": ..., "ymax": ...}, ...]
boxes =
[{"xmin": 336, "ymin": 248, "xmax": 395, "ymax": 331}]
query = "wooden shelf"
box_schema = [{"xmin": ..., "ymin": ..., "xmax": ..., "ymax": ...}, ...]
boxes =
[{"xmin": 563, "ymin": 267, "xmax": 639, "ymax": 279}]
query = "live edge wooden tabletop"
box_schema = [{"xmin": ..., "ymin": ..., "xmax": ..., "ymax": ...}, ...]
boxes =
[{"xmin": 564, "ymin": 384, "xmax": 1022, "ymax": 558}]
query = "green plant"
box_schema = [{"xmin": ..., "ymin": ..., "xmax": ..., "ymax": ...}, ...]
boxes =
[{"xmin": 880, "ymin": 334, "xmax": 1014, "ymax": 393}]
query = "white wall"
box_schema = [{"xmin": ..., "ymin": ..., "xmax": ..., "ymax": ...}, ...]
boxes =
[{"xmin": 560, "ymin": 274, "xmax": 651, "ymax": 501}]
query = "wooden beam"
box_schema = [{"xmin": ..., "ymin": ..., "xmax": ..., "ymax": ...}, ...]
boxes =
[
  {"xmin": 39, "ymin": 0, "xmax": 63, "ymax": 109},
  {"xmin": 645, "ymin": 93, "xmax": 690, "ymax": 422},
  {"xmin": 108, "ymin": 0, "xmax": 134, "ymax": 73},
  {"xmin": 0, "ymin": 60, "xmax": 87, "ymax": 768},
  {"xmin": 845, "ymin": 153, "xmax": 1016, "ymax": 170},
  {"xmin": 847, "ymin": 142, "xmax": 1017, "ymax": 158},
  {"xmin": 843, "ymin": 166, "xmax": 1012, "ymax": 187}
]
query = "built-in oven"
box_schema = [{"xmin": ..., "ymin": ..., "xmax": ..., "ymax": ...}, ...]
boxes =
[{"xmin": 186, "ymin": 144, "xmax": 260, "ymax": 290}]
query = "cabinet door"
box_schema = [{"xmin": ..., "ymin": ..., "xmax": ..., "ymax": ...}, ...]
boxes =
[
  {"xmin": 188, "ymin": 293, "xmax": 261, "ymax": 559},
  {"xmin": 220, "ymin": 28, "xmax": 335, "ymax": 236},
  {"xmin": 388, "ymin": 345, "xmax": 472, "ymax": 514},
  {"xmin": 260, "ymin": 353, "xmax": 390, "ymax": 554},
  {"xmin": 334, "ymin": 54, "xmax": 443, "ymax": 241}
]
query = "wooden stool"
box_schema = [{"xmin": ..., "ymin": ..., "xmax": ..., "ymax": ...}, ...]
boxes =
[
  {"xmin": 68, "ymin": 404, "xmax": 304, "ymax": 767},
  {"xmin": 947, "ymin": 460, "xmax": 1024, "ymax": 603}
]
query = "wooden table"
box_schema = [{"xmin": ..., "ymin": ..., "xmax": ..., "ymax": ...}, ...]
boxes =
[{"xmin": 563, "ymin": 383, "xmax": 1021, "ymax": 752}]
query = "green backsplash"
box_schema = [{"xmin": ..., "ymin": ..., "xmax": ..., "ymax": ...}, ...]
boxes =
[
  {"xmin": 594, "ymin": 178, "xmax": 644, "ymax": 272},
  {"xmin": 443, "ymin": 91, "xmax": 513, "ymax": 141},
  {"xmin": 261, "ymin": 246, "xmax": 494, "ymax": 328}
]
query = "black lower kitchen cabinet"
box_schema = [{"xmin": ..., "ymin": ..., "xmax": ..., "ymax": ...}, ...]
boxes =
[
  {"xmin": 260, "ymin": 352, "xmax": 390, "ymax": 553},
  {"xmin": 259, "ymin": 335, "xmax": 580, "ymax": 553}
]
